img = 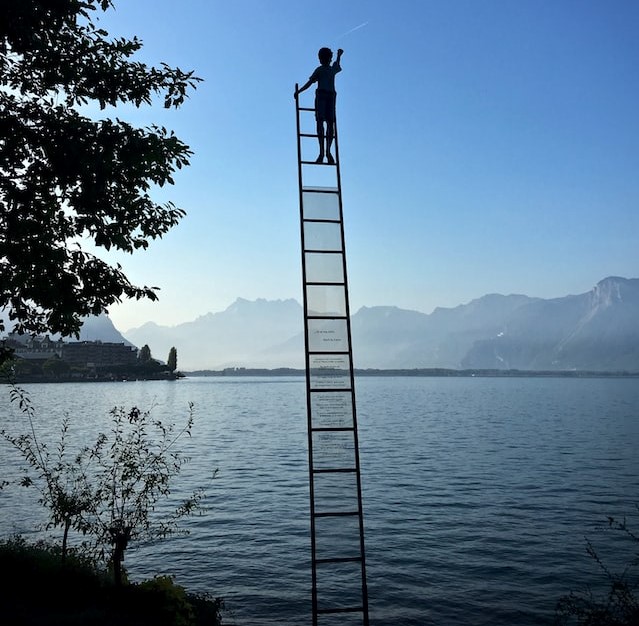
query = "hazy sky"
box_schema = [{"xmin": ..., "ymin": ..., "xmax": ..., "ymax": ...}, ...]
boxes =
[{"xmin": 91, "ymin": 1, "xmax": 639, "ymax": 331}]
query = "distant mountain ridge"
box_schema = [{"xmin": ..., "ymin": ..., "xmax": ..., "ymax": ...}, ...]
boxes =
[
  {"xmin": 462, "ymin": 276, "xmax": 639, "ymax": 370},
  {"xmin": 124, "ymin": 298, "xmax": 302, "ymax": 370},
  {"xmin": 72, "ymin": 314, "xmax": 135, "ymax": 346},
  {"xmin": 1, "ymin": 313, "xmax": 133, "ymax": 347},
  {"xmin": 119, "ymin": 277, "xmax": 639, "ymax": 372}
]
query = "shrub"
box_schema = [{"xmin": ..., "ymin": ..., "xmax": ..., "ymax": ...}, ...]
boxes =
[
  {"xmin": 556, "ymin": 512, "xmax": 639, "ymax": 625},
  {"xmin": 2, "ymin": 383, "xmax": 210, "ymax": 586},
  {"xmin": 0, "ymin": 538, "xmax": 224, "ymax": 625}
]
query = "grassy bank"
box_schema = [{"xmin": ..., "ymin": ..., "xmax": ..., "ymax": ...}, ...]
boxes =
[{"xmin": 0, "ymin": 538, "xmax": 223, "ymax": 626}]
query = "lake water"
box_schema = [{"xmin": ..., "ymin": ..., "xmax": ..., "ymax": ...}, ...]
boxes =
[{"xmin": 1, "ymin": 376, "xmax": 638, "ymax": 625}]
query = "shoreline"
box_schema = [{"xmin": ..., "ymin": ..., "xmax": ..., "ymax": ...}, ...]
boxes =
[
  {"xmin": 4, "ymin": 368, "xmax": 638, "ymax": 383},
  {"xmin": 184, "ymin": 367, "xmax": 639, "ymax": 379},
  {"xmin": 2, "ymin": 372, "xmax": 182, "ymax": 384}
]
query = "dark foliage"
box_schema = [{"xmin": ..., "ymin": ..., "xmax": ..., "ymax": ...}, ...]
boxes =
[
  {"xmin": 1, "ymin": 386, "xmax": 206, "ymax": 587},
  {"xmin": 0, "ymin": 538, "xmax": 223, "ymax": 625},
  {"xmin": 556, "ymin": 514, "xmax": 639, "ymax": 625},
  {"xmin": 167, "ymin": 346, "xmax": 177, "ymax": 372},
  {"xmin": 138, "ymin": 343, "xmax": 152, "ymax": 362},
  {"xmin": 0, "ymin": 0, "xmax": 201, "ymax": 337}
]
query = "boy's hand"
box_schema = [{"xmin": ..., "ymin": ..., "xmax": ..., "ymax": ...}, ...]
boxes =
[{"xmin": 337, "ymin": 48, "xmax": 344, "ymax": 57}]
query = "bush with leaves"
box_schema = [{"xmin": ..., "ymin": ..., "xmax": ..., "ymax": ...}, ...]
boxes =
[
  {"xmin": 2, "ymin": 384, "xmax": 95, "ymax": 559},
  {"xmin": 87, "ymin": 404, "xmax": 208, "ymax": 585},
  {"xmin": 555, "ymin": 511, "xmax": 639, "ymax": 625},
  {"xmin": 1, "ymin": 384, "xmax": 211, "ymax": 586},
  {"xmin": 1, "ymin": 537, "xmax": 224, "ymax": 625}
]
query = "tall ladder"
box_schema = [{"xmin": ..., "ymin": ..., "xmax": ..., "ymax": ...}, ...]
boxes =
[{"xmin": 294, "ymin": 84, "xmax": 370, "ymax": 626}]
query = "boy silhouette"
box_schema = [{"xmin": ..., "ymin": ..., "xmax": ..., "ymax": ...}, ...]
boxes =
[{"xmin": 295, "ymin": 47, "xmax": 343, "ymax": 164}]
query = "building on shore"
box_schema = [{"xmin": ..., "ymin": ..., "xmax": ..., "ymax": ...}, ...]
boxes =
[
  {"xmin": 61, "ymin": 341, "xmax": 137, "ymax": 368},
  {"xmin": 2, "ymin": 334, "xmax": 137, "ymax": 368}
]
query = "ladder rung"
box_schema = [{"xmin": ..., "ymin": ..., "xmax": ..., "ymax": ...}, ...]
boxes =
[
  {"xmin": 303, "ymin": 218, "xmax": 340, "ymax": 225},
  {"xmin": 306, "ymin": 315, "xmax": 347, "ymax": 321},
  {"xmin": 314, "ymin": 510, "xmax": 359, "ymax": 518},
  {"xmin": 311, "ymin": 426, "xmax": 354, "ymax": 432},
  {"xmin": 317, "ymin": 606, "xmax": 364, "ymax": 615},
  {"xmin": 304, "ymin": 248, "xmax": 343, "ymax": 254},
  {"xmin": 300, "ymin": 133, "xmax": 319, "ymax": 138},
  {"xmin": 312, "ymin": 468, "xmax": 357, "ymax": 474},
  {"xmin": 309, "ymin": 387, "xmax": 352, "ymax": 393},
  {"xmin": 315, "ymin": 556, "xmax": 362, "ymax": 564},
  {"xmin": 299, "ymin": 107, "xmax": 315, "ymax": 112},
  {"xmin": 306, "ymin": 281, "xmax": 345, "ymax": 287},
  {"xmin": 301, "ymin": 160, "xmax": 336, "ymax": 166}
]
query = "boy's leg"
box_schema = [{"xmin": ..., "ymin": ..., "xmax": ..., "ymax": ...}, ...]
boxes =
[
  {"xmin": 325, "ymin": 93, "xmax": 337, "ymax": 164},
  {"xmin": 316, "ymin": 120, "xmax": 325, "ymax": 162},
  {"xmin": 326, "ymin": 121, "xmax": 334, "ymax": 164}
]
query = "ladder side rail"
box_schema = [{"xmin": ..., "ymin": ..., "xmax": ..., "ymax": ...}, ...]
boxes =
[
  {"xmin": 333, "ymin": 118, "xmax": 371, "ymax": 625},
  {"xmin": 294, "ymin": 84, "xmax": 320, "ymax": 625}
]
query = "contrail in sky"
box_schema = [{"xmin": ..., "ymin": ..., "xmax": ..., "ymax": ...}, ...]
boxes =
[{"xmin": 336, "ymin": 21, "xmax": 369, "ymax": 40}]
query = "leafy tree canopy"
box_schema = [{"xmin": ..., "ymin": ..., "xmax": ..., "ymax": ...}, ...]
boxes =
[
  {"xmin": 0, "ymin": 0, "xmax": 201, "ymax": 337},
  {"xmin": 167, "ymin": 346, "xmax": 177, "ymax": 372},
  {"xmin": 138, "ymin": 343, "xmax": 151, "ymax": 362}
]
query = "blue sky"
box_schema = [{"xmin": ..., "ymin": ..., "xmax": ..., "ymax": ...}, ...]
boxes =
[{"xmin": 93, "ymin": 1, "xmax": 639, "ymax": 331}]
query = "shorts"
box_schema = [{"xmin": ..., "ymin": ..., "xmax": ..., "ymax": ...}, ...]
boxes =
[{"xmin": 315, "ymin": 90, "xmax": 336, "ymax": 123}]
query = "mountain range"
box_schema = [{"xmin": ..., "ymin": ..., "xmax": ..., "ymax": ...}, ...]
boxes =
[
  {"xmin": 0, "ymin": 311, "xmax": 133, "ymax": 347},
  {"xmin": 116, "ymin": 276, "xmax": 639, "ymax": 372}
]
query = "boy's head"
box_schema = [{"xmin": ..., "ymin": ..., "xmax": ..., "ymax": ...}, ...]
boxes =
[{"xmin": 318, "ymin": 47, "xmax": 333, "ymax": 65}]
